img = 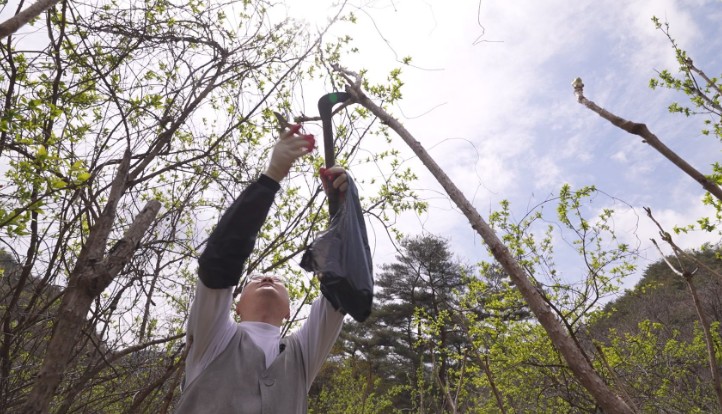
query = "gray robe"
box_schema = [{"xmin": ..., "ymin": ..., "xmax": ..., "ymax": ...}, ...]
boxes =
[{"xmin": 175, "ymin": 325, "xmax": 307, "ymax": 414}]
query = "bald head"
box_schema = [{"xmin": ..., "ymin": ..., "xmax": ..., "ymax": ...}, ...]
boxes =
[{"xmin": 235, "ymin": 275, "xmax": 291, "ymax": 326}]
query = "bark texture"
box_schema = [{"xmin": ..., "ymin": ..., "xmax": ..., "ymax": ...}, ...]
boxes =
[{"xmin": 0, "ymin": 0, "xmax": 62, "ymax": 39}]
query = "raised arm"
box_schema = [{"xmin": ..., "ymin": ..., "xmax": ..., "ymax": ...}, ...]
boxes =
[
  {"xmin": 185, "ymin": 124, "xmax": 314, "ymax": 383},
  {"xmin": 295, "ymin": 296, "xmax": 345, "ymax": 390},
  {"xmin": 199, "ymin": 122, "xmax": 315, "ymax": 288},
  {"xmin": 296, "ymin": 165, "xmax": 350, "ymax": 389},
  {"xmin": 197, "ymin": 175, "xmax": 281, "ymax": 288},
  {"xmin": 185, "ymin": 175, "xmax": 281, "ymax": 385}
]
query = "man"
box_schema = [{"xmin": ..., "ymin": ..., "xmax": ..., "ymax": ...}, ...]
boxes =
[{"xmin": 175, "ymin": 123, "xmax": 349, "ymax": 413}]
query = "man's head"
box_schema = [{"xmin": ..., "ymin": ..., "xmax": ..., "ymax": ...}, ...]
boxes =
[{"xmin": 235, "ymin": 274, "xmax": 291, "ymax": 327}]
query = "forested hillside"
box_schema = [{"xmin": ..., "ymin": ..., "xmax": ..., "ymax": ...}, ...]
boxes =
[
  {"xmin": 309, "ymin": 240, "xmax": 722, "ymax": 413},
  {"xmin": 594, "ymin": 247, "xmax": 722, "ymax": 339},
  {"xmin": 588, "ymin": 248, "xmax": 722, "ymax": 412}
]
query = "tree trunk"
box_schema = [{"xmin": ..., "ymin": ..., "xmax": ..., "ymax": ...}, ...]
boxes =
[
  {"xmin": 343, "ymin": 73, "xmax": 635, "ymax": 414},
  {"xmin": 22, "ymin": 200, "xmax": 160, "ymax": 413},
  {"xmin": 22, "ymin": 150, "xmax": 161, "ymax": 413}
]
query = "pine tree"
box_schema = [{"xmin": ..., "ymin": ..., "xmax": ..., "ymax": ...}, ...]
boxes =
[{"xmin": 337, "ymin": 235, "xmax": 474, "ymax": 413}]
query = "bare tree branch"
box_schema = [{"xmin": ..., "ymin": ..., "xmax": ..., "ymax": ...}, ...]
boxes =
[
  {"xmin": 0, "ymin": 0, "xmax": 60, "ymax": 39},
  {"xmin": 342, "ymin": 67, "xmax": 635, "ymax": 414},
  {"xmin": 644, "ymin": 207, "xmax": 722, "ymax": 411},
  {"xmin": 572, "ymin": 77, "xmax": 722, "ymax": 202}
]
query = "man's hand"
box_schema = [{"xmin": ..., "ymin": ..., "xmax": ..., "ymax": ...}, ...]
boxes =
[
  {"xmin": 264, "ymin": 124, "xmax": 314, "ymax": 183},
  {"xmin": 320, "ymin": 165, "xmax": 349, "ymax": 194}
]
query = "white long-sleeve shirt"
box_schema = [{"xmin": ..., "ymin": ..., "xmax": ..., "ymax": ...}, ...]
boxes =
[{"xmin": 184, "ymin": 281, "xmax": 344, "ymax": 392}]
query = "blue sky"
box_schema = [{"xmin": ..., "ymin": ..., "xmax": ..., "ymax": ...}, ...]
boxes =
[{"xmin": 289, "ymin": 0, "xmax": 722, "ymax": 289}]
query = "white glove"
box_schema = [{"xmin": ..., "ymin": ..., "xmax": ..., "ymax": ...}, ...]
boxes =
[{"xmin": 264, "ymin": 124, "xmax": 314, "ymax": 183}]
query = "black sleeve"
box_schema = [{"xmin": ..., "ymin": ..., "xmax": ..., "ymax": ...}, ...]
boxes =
[{"xmin": 198, "ymin": 174, "xmax": 280, "ymax": 289}]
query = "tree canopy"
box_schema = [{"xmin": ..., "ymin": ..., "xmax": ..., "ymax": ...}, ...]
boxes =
[{"xmin": 0, "ymin": 0, "xmax": 421, "ymax": 411}]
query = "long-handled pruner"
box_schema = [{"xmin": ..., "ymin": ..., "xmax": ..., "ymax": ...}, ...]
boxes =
[
  {"xmin": 317, "ymin": 92, "xmax": 351, "ymax": 217},
  {"xmin": 301, "ymin": 92, "xmax": 373, "ymax": 323}
]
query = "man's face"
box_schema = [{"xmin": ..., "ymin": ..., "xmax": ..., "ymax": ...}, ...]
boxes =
[{"xmin": 235, "ymin": 274, "xmax": 291, "ymax": 321}]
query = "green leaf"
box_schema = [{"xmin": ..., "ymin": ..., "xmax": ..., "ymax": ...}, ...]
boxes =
[{"xmin": 50, "ymin": 177, "xmax": 67, "ymax": 189}]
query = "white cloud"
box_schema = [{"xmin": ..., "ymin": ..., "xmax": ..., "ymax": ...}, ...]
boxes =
[
  {"xmin": 619, "ymin": 0, "xmax": 702, "ymax": 69},
  {"xmin": 532, "ymin": 156, "xmax": 564, "ymax": 190},
  {"xmin": 612, "ymin": 150, "xmax": 629, "ymax": 163}
]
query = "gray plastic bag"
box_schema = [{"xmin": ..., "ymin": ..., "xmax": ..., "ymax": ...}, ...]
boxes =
[{"xmin": 300, "ymin": 176, "xmax": 373, "ymax": 322}]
